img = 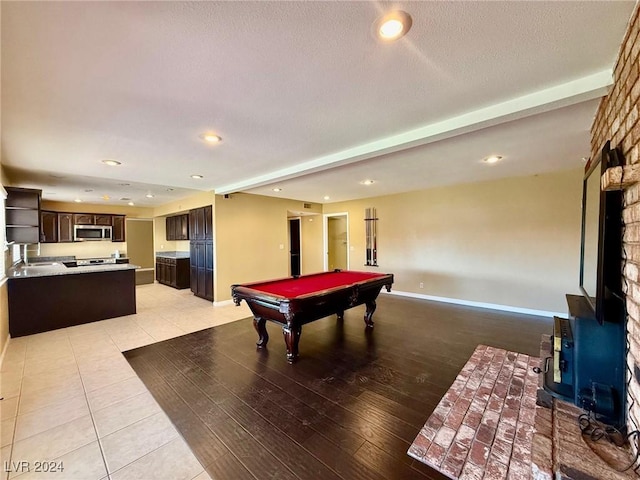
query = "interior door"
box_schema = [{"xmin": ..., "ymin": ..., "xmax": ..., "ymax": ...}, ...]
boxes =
[
  {"xmin": 289, "ymin": 218, "xmax": 301, "ymax": 277},
  {"xmin": 324, "ymin": 213, "xmax": 349, "ymax": 271}
]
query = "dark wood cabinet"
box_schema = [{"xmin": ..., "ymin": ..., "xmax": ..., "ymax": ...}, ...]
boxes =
[
  {"xmin": 190, "ymin": 241, "xmax": 213, "ymax": 301},
  {"xmin": 188, "ymin": 205, "xmax": 214, "ymax": 300},
  {"xmin": 58, "ymin": 213, "xmax": 74, "ymax": 242},
  {"xmin": 155, "ymin": 256, "xmax": 190, "ymax": 289},
  {"xmin": 73, "ymin": 213, "xmax": 94, "ymax": 225},
  {"xmin": 188, "ymin": 205, "xmax": 212, "ymax": 241},
  {"xmin": 95, "ymin": 214, "xmax": 112, "ymax": 226},
  {"xmin": 166, "ymin": 214, "xmax": 189, "ymax": 240},
  {"xmin": 112, "ymin": 215, "xmax": 125, "ymax": 242},
  {"xmin": 40, "ymin": 211, "xmax": 58, "ymax": 243},
  {"xmin": 35, "ymin": 211, "xmax": 124, "ymax": 243},
  {"xmin": 6, "ymin": 187, "xmax": 41, "ymax": 244}
]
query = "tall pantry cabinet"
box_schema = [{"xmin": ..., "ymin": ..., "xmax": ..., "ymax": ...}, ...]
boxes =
[{"xmin": 189, "ymin": 205, "xmax": 213, "ymax": 301}]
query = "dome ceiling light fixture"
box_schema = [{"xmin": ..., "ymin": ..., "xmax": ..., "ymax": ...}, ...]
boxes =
[{"xmin": 374, "ymin": 10, "xmax": 412, "ymax": 42}]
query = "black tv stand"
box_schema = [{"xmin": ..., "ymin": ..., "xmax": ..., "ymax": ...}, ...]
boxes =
[{"xmin": 541, "ymin": 294, "xmax": 626, "ymax": 427}]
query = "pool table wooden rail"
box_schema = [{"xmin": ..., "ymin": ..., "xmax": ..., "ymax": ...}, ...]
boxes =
[{"xmin": 231, "ymin": 270, "xmax": 393, "ymax": 363}]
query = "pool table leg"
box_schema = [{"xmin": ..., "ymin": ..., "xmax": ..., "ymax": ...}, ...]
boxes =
[
  {"xmin": 253, "ymin": 316, "xmax": 269, "ymax": 348},
  {"xmin": 336, "ymin": 310, "xmax": 344, "ymax": 320},
  {"xmin": 364, "ymin": 300, "xmax": 376, "ymax": 328},
  {"xmin": 282, "ymin": 325, "xmax": 301, "ymax": 363}
]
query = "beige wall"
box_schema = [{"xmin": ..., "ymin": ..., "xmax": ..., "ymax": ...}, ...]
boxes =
[
  {"xmin": 301, "ymin": 214, "xmax": 324, "ymax": 274},
  {"xmin": 214, "ymin": 193, "xmax": 323, "ymax": 301},
  {"xmin": 324, "ymin": 168, "xmax": 583, "ymax": 314}
]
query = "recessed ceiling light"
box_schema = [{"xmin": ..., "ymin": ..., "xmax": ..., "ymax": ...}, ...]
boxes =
[
  {"xmin": 146, "ymin": 193, "xmax": 154, "ymax": 198},
  {"xmin": 84, "ymin": 189, "xmax": 94, "ymax": 192},
  {"xmin": 128, "ymin": 202, "xmax": 135, "ymax": 206},
  {"xmin": 360, "ymin": 179, "xmax": 375, "ymax": 185},
  {"xmin": 323, "ymin": 196, "xmax": 330, "ymax": 200},
  {"xmin": 74, "ymin": 198, "xmax": 82, "ymax": 203},
  {"xmin": 120, "ymin": 197, "xmax": 131, "ymax": 201},
  {"xmin": 102, "ymin": 195, "xmax": 110, "ymax": 201},
  {"xmin": 118, "ymin": 183, "xmax": 131, "ymax": 186},
  {"xmin": 166, "ymin": 188, "xmax": 174, "ymax": 192},
  {"xmin": 199, "ymin": 133, "xmax": 222, "ymax": 144},
  {"xmin": 102, "ymin": 159, "xmax": 121, "ymax": 166},
  {"xmin": 191, "ymin": 174, "xmax": 203, "ymax": 179},
  {"xmin": 375, "ymin": 10, "xmax": 412, "ymax": 41},
  {"xmin": 483, "ymin": 155, "xmax": 503, "ymax": 164},
  {"xmin": 272, "ymin": 188, "xmax": 282, "ymax": 192}
]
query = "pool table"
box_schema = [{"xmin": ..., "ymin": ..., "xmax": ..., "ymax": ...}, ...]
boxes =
[{"xmin": 231, "ymin": 270, "xmax": 394, "ymax": 363}]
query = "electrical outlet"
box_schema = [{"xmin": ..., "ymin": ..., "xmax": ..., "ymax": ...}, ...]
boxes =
[{"xmin": 419, "ymin": 282, "xmax": 424, "ymax": 289}]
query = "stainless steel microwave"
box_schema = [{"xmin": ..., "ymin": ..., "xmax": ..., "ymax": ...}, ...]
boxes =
[{"xmin": 74, "ymin": 225, "xmax": 112, "ymax": 241}]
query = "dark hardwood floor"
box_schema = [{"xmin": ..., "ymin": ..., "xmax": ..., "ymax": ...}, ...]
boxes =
[{"xmin": 124, "ymin": 294, "xmax": 552, "ymax": 480}]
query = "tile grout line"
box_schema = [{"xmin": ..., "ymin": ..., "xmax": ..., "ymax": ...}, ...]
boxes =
[{"xmin": 68, "ymin": 327, "xmax": 112, "ymax": 480}]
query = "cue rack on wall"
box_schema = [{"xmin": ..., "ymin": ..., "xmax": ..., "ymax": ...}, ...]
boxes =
[{"xmin": 365, "ymin": 207, "xmax": 378, "ymax": 266}]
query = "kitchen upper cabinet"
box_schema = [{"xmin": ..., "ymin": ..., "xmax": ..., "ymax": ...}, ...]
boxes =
[
  {"xmin": 165, "ymin": 214, "xmax": 189, "ymax": 240},
  {"xmin": 112, "ymin": 215, "xmax": 125, "ymax": 242},
  {"xmin": 73, "ymin": 213, "xmax": 113, "ymax": 226},
  {"xmin": 58, "ymin": 213, "xmax": 74, "ymax": 242},
  {"xmin": 73, "ymin": 213, "xmax": 94, "ymax": 225},
  {"xmin": 5, "ymin": 187, "xmax": 41, "ymax": 244},
  {"xmin": 40, "ymin": 211, "xmax": 58, "ymax": 243},
  {"xmin": 188, "ymin": 206, "xmax": 212, "ymax": 241},
  {"xmin": 94, "ymin": 214, "xmax": 112, "ymax": 226}
]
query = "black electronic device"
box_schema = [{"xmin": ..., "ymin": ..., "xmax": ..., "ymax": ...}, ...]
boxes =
[{"xmin": 579, "ymin": 140, "xmax": 624, "ymax": 325}]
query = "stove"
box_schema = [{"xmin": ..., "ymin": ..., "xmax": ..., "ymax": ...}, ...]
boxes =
[{"xmin": 76, "ymin": 258, "xmax": 117, "ymax": 266}]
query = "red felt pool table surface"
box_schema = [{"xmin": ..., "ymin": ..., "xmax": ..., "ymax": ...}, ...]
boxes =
[{"xmin": 245, "ymin": 271, "xmax": 387, "ymax": 297}]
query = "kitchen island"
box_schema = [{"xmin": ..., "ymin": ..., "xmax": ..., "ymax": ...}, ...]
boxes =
[{"xmin": 8, "ymin": 261, "xmax": 138, "ymax": 337}]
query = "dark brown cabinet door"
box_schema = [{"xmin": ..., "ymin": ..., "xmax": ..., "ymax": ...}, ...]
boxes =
[
  {"xmin": 41, "ymin": 211, "xmax": 58, "ymax": 243},
  {"xmin": 180, "ymin": 214, "xmax": 189, "ymax": 240},
  {"xmin": 73, "ymin": 214, "xmax": 93, "ymax": 225},
  {"xmin": 58, "ymin": 213, "xmax": 74, "ymax": 242},
  {"xmin": 189, "ymin": 209, "xmax": 198, "ymax": 240},
  {"xmin": 189, "ymin": 240, "xmax": 213, "ymax": 301},
  {"xmin": 166, "ymin": 216, "xmax": 174, "ymax": 240},
  {"xmin": 204, "ymin": 206, "xmax": 213, "ymax": 240},
  {"xmin": 94, "ymin": 214, "xmax": 112, "ymax": 226},
  {"xmin": 112, "ymin": 215, "xmax": 125, "ymax": 242}
]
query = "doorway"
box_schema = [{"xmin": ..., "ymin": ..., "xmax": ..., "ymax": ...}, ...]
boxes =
[
  {"xmin": 323, "ymin": 213, "xmax": 349, "ymax": 271},
  {"xmin": 289, "ymin": 217, "xmax": 301, "ymax": 276}
]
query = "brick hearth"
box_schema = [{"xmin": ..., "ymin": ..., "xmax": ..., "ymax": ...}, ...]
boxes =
[{"xmin": 408, "ymin": 344, "xmax": 638, "ymax": 479}]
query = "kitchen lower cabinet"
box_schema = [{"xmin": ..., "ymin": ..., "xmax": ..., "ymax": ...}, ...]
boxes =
[
  {"xmin": 8, "ymin": 268, "xmax": 136, "ymax": 337},
  {"xmin": 156, "ymin": 256, "xmax": 190, "ymax": 289},
  {"xmin": 190, "ymin": 241, "xmax": 213, "ymax": 301}
]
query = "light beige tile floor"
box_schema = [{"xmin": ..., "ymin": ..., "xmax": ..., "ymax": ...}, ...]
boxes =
[{"xmin": 0, "ymin": 283, "xmax": 252, "ymax": 480}]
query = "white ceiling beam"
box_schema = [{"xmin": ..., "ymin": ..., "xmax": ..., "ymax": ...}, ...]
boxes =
[{"xmin": 215, "ymin": 70, "xmax": 612, "ymax": 195}]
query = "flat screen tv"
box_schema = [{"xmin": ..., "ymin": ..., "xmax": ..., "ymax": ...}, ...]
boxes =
[{"xmin": 579, "ymin": 140, "xmax": 624, "ymax": 325}]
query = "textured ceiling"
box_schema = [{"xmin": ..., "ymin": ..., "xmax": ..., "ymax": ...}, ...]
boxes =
[{"xmin": 1, "ymin": 1, "xmax": 636, "ymax": 206}]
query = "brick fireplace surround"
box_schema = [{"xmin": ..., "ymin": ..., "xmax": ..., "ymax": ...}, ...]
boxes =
[{"xmin": 594, "ymin": 1, "xmax": 640, "ymax": 446}]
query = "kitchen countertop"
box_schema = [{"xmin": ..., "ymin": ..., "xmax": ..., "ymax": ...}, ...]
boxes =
[
  {"xmin": 155, "ymin": 251, "xmax": 190, "ymax": 259},
  {"xmin": 8, "ymin": 262, "xmax": 138, "ymax": 279}
]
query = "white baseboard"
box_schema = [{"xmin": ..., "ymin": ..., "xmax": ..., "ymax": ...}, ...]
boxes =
[
  {"xmin": 213, "ymin": 299, "xmax": 235, "ymax": 307},
  {"xmin": 383, "ymin": 289, "xmax": 567, "ymax": 319}
]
